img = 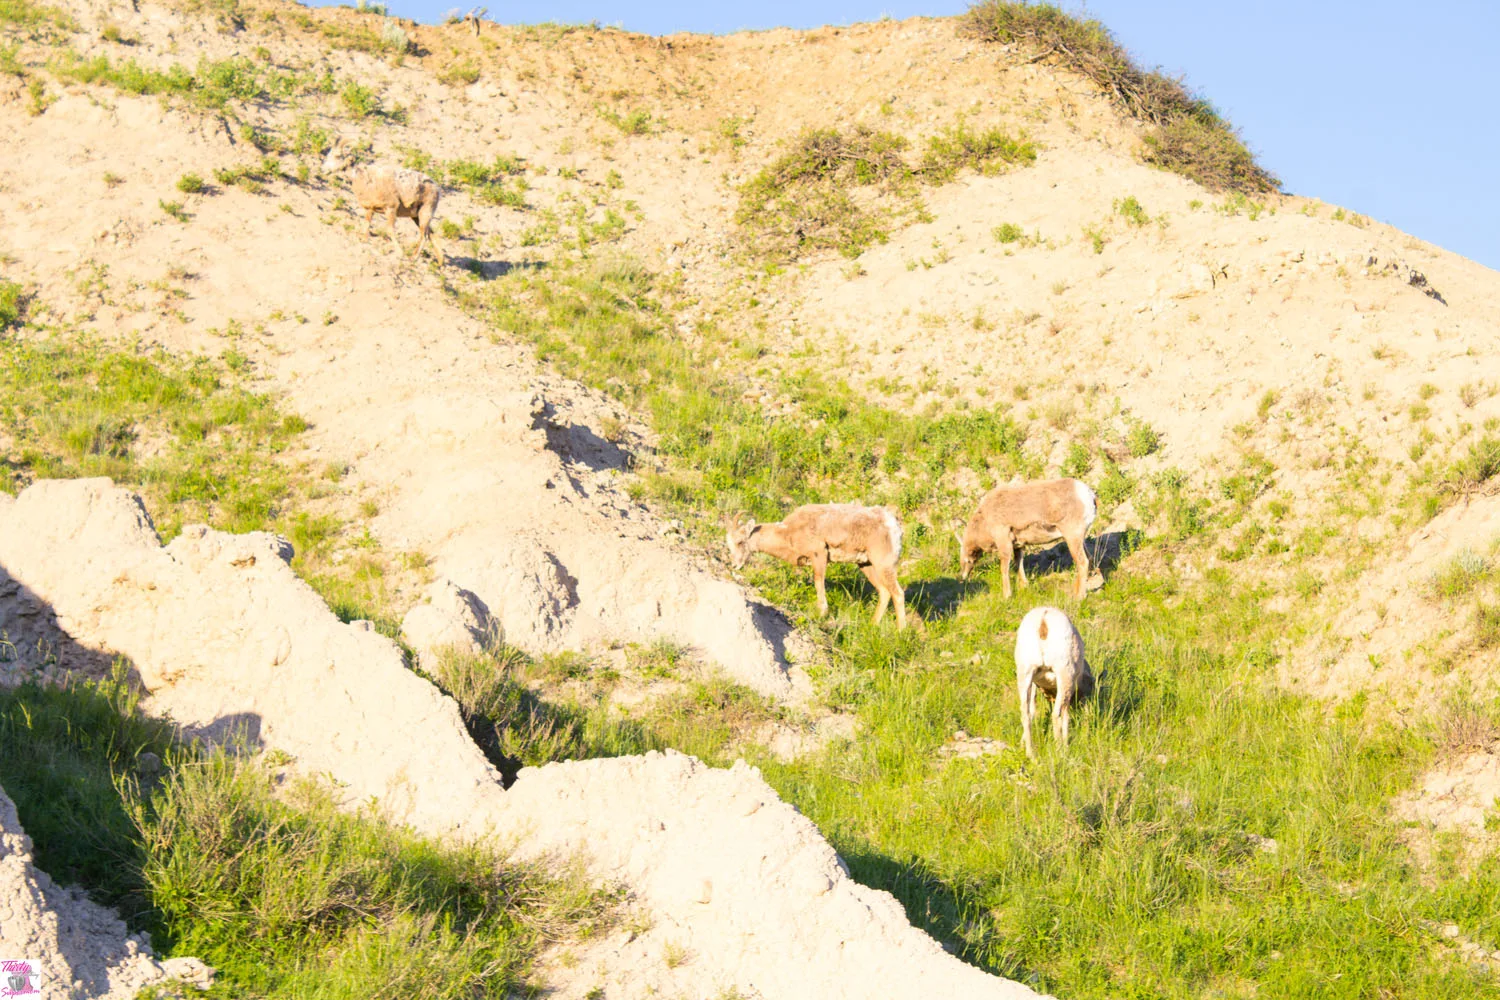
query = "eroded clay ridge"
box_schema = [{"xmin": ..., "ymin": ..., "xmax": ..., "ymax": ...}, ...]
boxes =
[
  {"xmin": 0, "ymin": 780, "xmax": 212, "ymax": 998},
  {"xmin": 0, "ymin": 478, "xmax": 1048, "ymax": 1000}
]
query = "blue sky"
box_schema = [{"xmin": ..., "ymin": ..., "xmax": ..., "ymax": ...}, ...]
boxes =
[{"xmin": 352, "ymin": 0, "xmax": 1499, "ymax": 270}]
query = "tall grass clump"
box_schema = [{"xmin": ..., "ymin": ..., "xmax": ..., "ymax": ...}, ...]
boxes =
[
  {"xmin": 0, "ymin": 672, "xmax": 612, "ymax": 997},
  {"xmin": 960, "ymin": 1, "xmax": 1277, "ymax": 194}
]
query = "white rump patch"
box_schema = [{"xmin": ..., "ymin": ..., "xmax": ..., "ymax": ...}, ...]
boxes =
[
  {"xmin": 1073, "ymin": 479, "xmax": 1097, "ymax": 531},
  {"xmin": 882, "ymin": 509, "xmax": 902, "ymax": 561}
]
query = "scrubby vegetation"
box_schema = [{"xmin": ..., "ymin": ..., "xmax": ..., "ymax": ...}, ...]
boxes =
[
  {"xmin": 737, "ymin": 123, "xmax": 1036, "ymax": 261},
  {"xmin": 0, "ymin": 669, "xmax": 613, "ymax": 996},
  {"xmin": 961, "ymin": 1, "xmax": 1277, "ymax": 194}
]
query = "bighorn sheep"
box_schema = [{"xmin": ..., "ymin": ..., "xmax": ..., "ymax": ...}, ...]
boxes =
[
  {"xmin": 726, "ymin": 504, "xmax": 907, "ymax": 629},
  {"xmin": 957, "ymin": 477, "xmax": 1103, "ymax": 599},
  {"xmin": 1014, "ymin": 606, "xmax": 1094, "ymax": 758},
  {"xmin": 321, "ymin": 136, "xmax": 445, "ymax": 260},
  {"xmin": 464, "ymin": 6, "xmax": 486, "ymax": 35}
]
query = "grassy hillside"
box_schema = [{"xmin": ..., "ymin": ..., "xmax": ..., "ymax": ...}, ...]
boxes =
[{"xmin": 2, "ymin": 0, "xmax": 1500, "ymax": 996}]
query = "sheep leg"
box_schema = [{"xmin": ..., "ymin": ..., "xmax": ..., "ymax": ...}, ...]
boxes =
[
  {"xmin": 1054, "ymin": 680, "xmax": 1071, "ymax": 749},
  {"xmin": 1064, "ymin": 531, "xmax": 1089, "ymax": 599},
  {"xmin": 810, "ymin": 550, "xmax": 830, "ymax": 617},
  {"xmin": 1016, "ymin": 544, "xmax": 1029, "ymax": 588},
  {"xmin": 364, "ymin": 206, "xmax": 376, "ymax": 236},
  {"xmin": 885, "ymin": 566, "xmax": 906, "ymax": 630},
  {"xmin": 1020, "ymin": 674, "xmax": 1037, "ymax": 759},
  {"xmin": 384, "ymin": 206, "xmax": 404, "ymax": 255},
  {"xmin": 997, "ymin": 530, "xmax": 1014, "ymax": 599},
  {"xmin": 416, "ymin": 201, "xmax": 445, "ymax": 260},
  {"xmin": 860, "ymin": 565, "xmax": 889, "ymax": 625}
]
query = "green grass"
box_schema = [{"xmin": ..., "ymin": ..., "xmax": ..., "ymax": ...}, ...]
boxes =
[
  {"xmin": 50, "ymin": 52, "xmax": 289, "ymax": 110},
  {"xmin": 443, "ymin": 154, "xmax": 529, "ymax": 207},
  {"xmin": 457, "ymin": 259, "xmax": 1495, "ymax": 993},
  {"xmin": 0, "ymin": 334, "xmax": 303, "ymax": 538},
  {"xmin": 0, "ymin": 670, "xmax": 613, "ymax": 998},
  {"xmin": 960, "ymin": 1, "xmax": 1277, "ymax": 195},
  {"xmin": 463, "ymin": 260, "xmax": 1042, "ymax": 537},
  {"xmin": 597, "ymin": 105, "xmax": 653, "ymax": 135}
]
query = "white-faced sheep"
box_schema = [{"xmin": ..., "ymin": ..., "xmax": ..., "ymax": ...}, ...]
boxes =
[
  {"xmin": 726, "ymin": 504, "xmax": 907, "ymax": 629},
  {"xmin": 957, "ymin": 477, "xmax": 1104, "ymax": 599},
  {"xmin": 1014, "ymin": 605, "xmax": 1094, "ymax": 758},
  {"xmin": 322, "ymin": 136, "xmax": 445, "ymax": 260}
]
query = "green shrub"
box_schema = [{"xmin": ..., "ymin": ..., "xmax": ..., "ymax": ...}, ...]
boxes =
[
  {"xmin": 993, "ymin": 222, "xmax": 1025, "ymax": 244},
  {"xmin": 598, "ymin": 106, "xmax": 653, "ymax": 135},
  {"xmin": 1114, "ymin": 194, "xmax": 1148, "ymax": 226},
  {"xmin": 1445, "ymin": 435, "xmax": 1500, "ymax": 491},
  {"xmin": 339, "ymin": 79, "xmax": 382, "ymax": 117},
  {"xmin": 917, "ymin": 121, "xmax": 1037, "ymax": 183},
  {"xmin": 1061, "ymin": 441, "xmax": 1093, "ymax": 478},
  {"xmin": 175, "ymin": 172, "xmax": 204, "ymax": 194},
  {"xmin": 0, "ymin": 279, "xmax": 24, "ymax": 329},
  {"xmin": 960, "ymin": 1, "xmax": 1277, "ymax": 194},
  {"xmin": 1125, "ymin": 419, "xmax": 1160, "ymax": 457}
]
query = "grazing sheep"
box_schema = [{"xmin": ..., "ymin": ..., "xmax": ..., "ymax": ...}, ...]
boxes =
[
  {"xmin": 1014, "ymin": 606, "xmax": 1094, "ymax": 758},
  {"xmin": 726, "ymin": 504, "xmax": 907, "ymax": 629},
  {"xmin": 957, "ymin": 477, "xmax": 1104, "ymax": 599},
  {"xmin": 321, "ymin": 136, "xmax": 445, "ymax": 260}
]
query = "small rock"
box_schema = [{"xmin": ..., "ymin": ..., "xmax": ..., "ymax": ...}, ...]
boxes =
[
  {"xmin": 136, "ymin": 751, "xmax": 162, "ymax": 777},
  {"xmin": 696, "ymin": 878, "xmax": 713, "ymax": 904},
  {"xmin": 1443, "ymin": 923, "xmax": 1462, "ymax": 939}
]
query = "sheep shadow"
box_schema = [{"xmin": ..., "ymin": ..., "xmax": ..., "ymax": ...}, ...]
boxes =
[
  {"xmin": 537, "ymin": 410, "xmax": 634, "ymax": 474},
  {"xmin": 1021, "ymin": 528, "xmax": 1141, "ymax": 581},
  {"xmin": 905, "ymin": 575, "xmax": 990, "ymax": 621},
  {"xmin": 445, "ymin": 256, "xmax": 546, "ymax": 281},
  {"xmin": 838, "ymin": 848, "xmax": 1047, "ymax": 987}
]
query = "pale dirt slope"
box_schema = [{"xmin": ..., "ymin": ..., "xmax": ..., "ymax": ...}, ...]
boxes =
[
  {"xmin": 0, "ymin": 478, "xmax": 1049, "ymax": 1000},
  {"xmin": 0, "ymin": 79, "xmax": 814, "ymax": 704}
]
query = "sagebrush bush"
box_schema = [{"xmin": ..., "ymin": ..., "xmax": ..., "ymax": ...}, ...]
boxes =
[{"xmin": 960, "ymin": 1, "xmax": 1277, "ymax": 194}]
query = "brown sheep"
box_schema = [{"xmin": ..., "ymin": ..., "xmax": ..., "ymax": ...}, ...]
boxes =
[
  {"xmin": 957, "ymin": 477, "xmax": 1104, "ymax": 599},
  {"xmin": 726, "ymin": 504, "xmax": 907, "ymax": 629},
  {"xmin": 322, "ymin": 136, "xmax": 445, "ymax": 260}
]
